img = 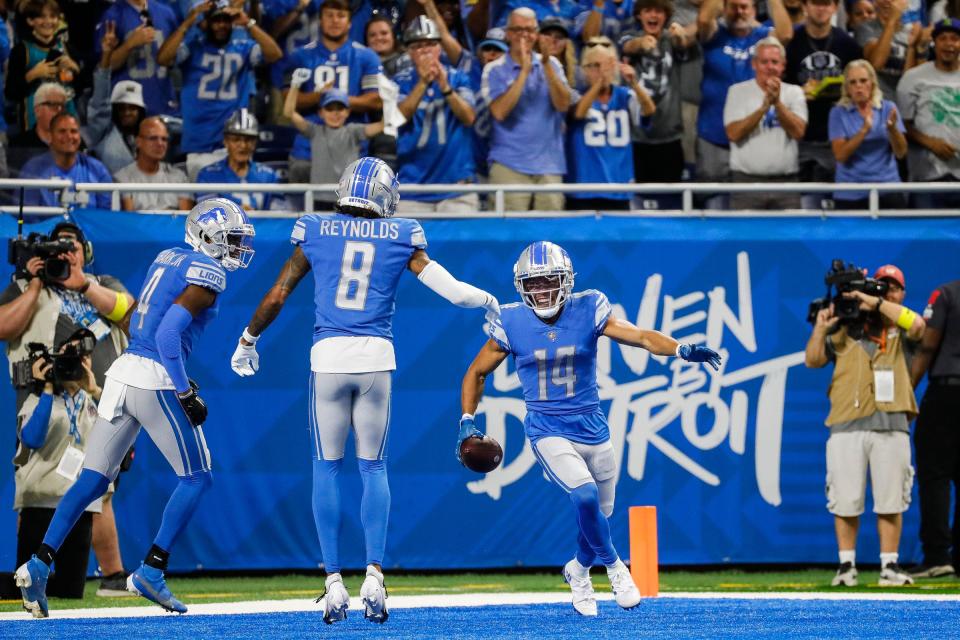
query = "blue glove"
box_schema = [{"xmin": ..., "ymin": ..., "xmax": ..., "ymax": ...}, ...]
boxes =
[
  {"xmin": 456, "ymin": 415, "xmax": 483, "ymax": 463},
  {"xmin": 677, "ymin": 343, "xmax": 722, "ymax": 371}
]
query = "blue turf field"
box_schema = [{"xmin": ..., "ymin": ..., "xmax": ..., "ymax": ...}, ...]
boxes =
[{"xmin": 5, "ymin": 598, "xmax": 958, "ymax": 639}]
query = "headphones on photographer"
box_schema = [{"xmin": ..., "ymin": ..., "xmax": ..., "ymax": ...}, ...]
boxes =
[{"xmin": 50, "ymin": 221, "xmax": 94, "ymax": 266}]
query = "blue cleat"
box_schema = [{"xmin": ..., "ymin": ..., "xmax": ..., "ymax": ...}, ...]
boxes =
[
  {"xmin": 127, "ymin": 563, "xmax": 187, "ymax": 614},
  {"xmin": 15, "ymin": 556, "xmax": 50, "ymax": 618}
]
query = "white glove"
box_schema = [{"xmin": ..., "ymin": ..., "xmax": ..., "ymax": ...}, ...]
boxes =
[
  {"xmin": 291, "ymin": 67, "xmax": 312, "ymax": 89},
  {"xmin": 231, "ymin": 329, "xmax": 260, "ymax": 376},
  {"xmin": 483, "ymin": 294, "xmax": 500, "ymax": 316}
]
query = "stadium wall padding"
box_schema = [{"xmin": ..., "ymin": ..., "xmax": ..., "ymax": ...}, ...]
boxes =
[{"xmin": 1, "ymin": 211, "xmax": 958, "ymax": 572}]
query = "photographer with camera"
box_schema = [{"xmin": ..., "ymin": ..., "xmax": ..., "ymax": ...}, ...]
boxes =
[
  {"xmin": 14, "ymin": 330, "xmax": 105, "ymax": 599},
  {"xmin": 0, "ymin": 220, "xmax": 134, "ymax": 596},
  {"xmin": 805, "ymin": 263, "xmax": 925, "ymax": 587}
]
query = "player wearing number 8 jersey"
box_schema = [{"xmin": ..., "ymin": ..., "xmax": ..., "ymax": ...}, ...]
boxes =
[
  {"xmin": 459, "ymin": 241, "xmax": 721, "ymax": 617},
  {"xmin": 231, "ymin": 157, "xmax": 499, "ymax": 624},
  {"xmin": 15, "ymin": 199, "xmax": 256, "ymax": 618}
]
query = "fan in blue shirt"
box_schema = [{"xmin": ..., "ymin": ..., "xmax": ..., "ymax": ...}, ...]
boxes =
[
  {"xmin": 156, "ymin": 0, "xmax": 282, "ymax": 154},
  {"xmin": 21, "ymin": 113, "xmax": 112, "ymax": 214},
  {"xmin": 460, "ymin": 241, "xmax": 721, "ymax": 617},
  {"xmin": 394, "ymin": 17, "xmax": 477, "ymax": 203},
  {"xmin": 280, "ymin": 0, "xmax": 383, "ymax": 162},
  {"xmin": 95, "ymin": 0, "xmax": 180, "ymax": 115},
  {"xmin": 196, "ymin": 109, "xmax": 286, "ymax": 211}
]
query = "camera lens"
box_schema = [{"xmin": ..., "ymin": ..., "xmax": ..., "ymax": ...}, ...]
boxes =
[{"xmin": 44, "ymin": 257, "xmax": 70, "ymax": 281}]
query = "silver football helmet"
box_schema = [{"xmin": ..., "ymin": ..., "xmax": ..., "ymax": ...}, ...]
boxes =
[
  {"xmin": 403, "ymin": 16, "xmax": 442, "ymax": 44},
  {"xmin": 185, "ymin": 198, "xmax": 256, "ymax": 271},
  {"xmin": 513, "ymin": 241, "xmax": 575, "ymax": 318},
  {"xmin": 224, "ymin": 108, "xmax": 259, "ymax": 138},
  {"xmin": 336, "ymin": 157, "xmax": 400, "ymax": 218}
]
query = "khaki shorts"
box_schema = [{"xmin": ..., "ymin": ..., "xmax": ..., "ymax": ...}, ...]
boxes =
[{"xmin": 825, "ymin": 431, "xmax": 914, "ymax": 517}]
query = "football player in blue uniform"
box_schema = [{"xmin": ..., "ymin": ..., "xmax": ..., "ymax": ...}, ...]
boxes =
[
  {"xmin": 459, "ymin": 241, "xmax": 721, "ymax": 617},
  {"xmin": 156, "ymin": 0, "xmax": 282, "ymax": 156},
  {"xmin": 15, "ymin": 199, "xmax": 255, "ymax": 618},
  {"xmin": 231, "ymin": 157, "xmax": 498, "ymax": 624}
]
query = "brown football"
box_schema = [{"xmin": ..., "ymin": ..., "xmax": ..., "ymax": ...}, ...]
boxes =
[{"xmin": 460, "ymin": 435, "xmax": 503, "ymax": 473}]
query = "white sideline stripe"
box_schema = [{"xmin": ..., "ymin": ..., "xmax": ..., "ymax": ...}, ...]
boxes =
[{"xmin": 2, "ymin": 590, "xmax": 960, "ymax": 622}]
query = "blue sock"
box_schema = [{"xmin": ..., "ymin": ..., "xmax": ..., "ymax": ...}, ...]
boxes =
[
  {"xmin": 358, "ymin": 458, "xmax": 390, "ymax": 567},
  {"xmin": 570, "ymin": 483, "xmax": 617, "ymax": 566},
  {"xmin": 153, "ymin": 472, "xmax": 212, "ymax": 551},
  {"xmin": 312, "ymin": 458, "xmax": 343, "ymax": 574},
  {"xmin": 576, "ymin": 531, "xmax": 597, "ymax": 568},
  {"xmin": 42, "ymin": 469, "xmax": 111, "ymax": 554}
]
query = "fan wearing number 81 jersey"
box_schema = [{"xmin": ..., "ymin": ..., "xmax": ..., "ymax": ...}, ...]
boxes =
[{"xmin": 232, "ymin": 157, "xmax": 499, "ymax": 624}]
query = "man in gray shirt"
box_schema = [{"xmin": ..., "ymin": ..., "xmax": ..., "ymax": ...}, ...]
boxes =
[
  {"xmin": 897, "ymin": 18, "xmax": 960, "ymax": 208},
  {"xmin": 115, "ymin": 118, "xmax": 192, "ymax": 211}
]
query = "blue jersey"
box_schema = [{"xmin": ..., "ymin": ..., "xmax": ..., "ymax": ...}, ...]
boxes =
[
  {"xmin": 488, "ymin": 291, "xmax": 612, "ymax": 442},
  {"xmin": 284, "ymin": 40, "xmax": 382, "ymax": 159},
  {"xmin": 264, "ymin": 0, "xmax": 321, "ymax": 87},
  {"xmin": 291, "ymin": 213, "xmax": 427, "ymax": 343},
  {"xmin": 197, "ymin": 159, "xmax": 284, "ymax": 211},
  {"xmin": 126, "ymin": 247, "xmax": 226, "ymax": 365},
  {"xmin": 178, "ymin": 29, "xmax": 262, "ymax": 153},
  {"xmin": 394, "ymin": 64, "xmax": 476, "ymax": 198},
  {"xmin": 95, "ymin": 1, "xmax": 179, "ymax": 115},
  {"xmin": 566, "ymin": 86, "xmax": 642, "ymax": 201},
  {"xmin": 21, "ymin": 153, "xmax": 112, "ymax": 210}
]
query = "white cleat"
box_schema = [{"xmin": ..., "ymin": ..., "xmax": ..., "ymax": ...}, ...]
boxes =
[
  {"xmin": 562, "ymin": 559, "xmax": 597, "ymax": 617},
  {"xmin": 878, "ymin": 562, "xmax": 915, "ymax": 587},
  {"xmin": 319, "ymin": 573, "xmax": 350, "ymax": 624},
  {"xmin": 606, "ymin": 560, "xmax": 641, "ymax": 610},
  {"xmin": 360, "ymin": 565, "xmax": 389, "ymax": 624}
]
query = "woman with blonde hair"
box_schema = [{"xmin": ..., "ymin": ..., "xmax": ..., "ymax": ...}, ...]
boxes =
[
  {"xmin": 828, "ymin": 59, "xmax": 907, "ymax": 209},
  {"xmin": 566, "ymin": 42, "xmax": 655, "ymax": 211}
]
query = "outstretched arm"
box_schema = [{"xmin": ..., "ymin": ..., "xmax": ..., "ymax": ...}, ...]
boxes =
[
  {"xmin": 246, "ymin": 246, "xmax": 311, "ymax": 340},
  {"xmin": 233, "ymin": 247, "xmax": 311, "ymax": 376},
  {"xmin": 408, "ymin": 249, "xmax": 499, "ymax": 313},
  {"xmin": 603, "ymin": 316, "xmax": 722, "ymax": 369},
  {"xmin": 157, "ymin": 284, "xmax": 217, "ymax": 393}
]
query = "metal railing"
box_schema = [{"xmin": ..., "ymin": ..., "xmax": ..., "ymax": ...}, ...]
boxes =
[{"xmin": 1, "ymin": 178, "xmax": 958, "ymax": 218}]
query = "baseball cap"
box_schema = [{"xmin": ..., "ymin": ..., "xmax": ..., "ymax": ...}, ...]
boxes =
[
  {"xmin": 205, "ymin": 0, "xmax": 231, "ymax": 17},
  {"xmin": 110, "ymin": 80, "xmax": 145, "ymax": 108},
  {"xmin": 478, "ymin": 27, "xmax": 508, "ymax": 52},
  {"xmin": 933, "ymin": 17, "xmax": 960, "ymax": 39},
  {"xmin": 539, "ymin": 17, "xmax": 570, "ymax": 38},
  {"xmin": 874, "ymin": 264, "xmax": 905, "ymax": 288},
  {"xmin": 321, "ymin": 89, "xmax": 350, "ymax": 109}
]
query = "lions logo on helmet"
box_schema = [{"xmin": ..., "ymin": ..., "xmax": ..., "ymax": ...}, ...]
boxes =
[
  {"xmin": 336, "ymin": 157, "xmax": 400, "ymax": 218},
  {"xmin": 514, "ymin": 241, "xmax": 575, "ymax": 319},
  {"xmin": 185, "ymin": 198, "xmax": 256, "ymax": 271},
  {"xmin": 403, "ymin": 16, "xmax": 442, "ymax": 44}
]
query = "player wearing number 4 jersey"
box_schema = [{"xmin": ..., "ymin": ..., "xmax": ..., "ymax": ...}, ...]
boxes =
[
  {"xmin": 15, "ymin": 199, "xmax": 256, "ymax": 618},
  {"xmin": 232, "ymin": 157, "xmax": 498, "ymax": 624},
  {"xmin": 460, "ymin": 241, "xmax": 721, "ymax": 617}
]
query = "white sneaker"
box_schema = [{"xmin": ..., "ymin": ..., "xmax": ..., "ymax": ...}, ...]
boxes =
[
  {"xmin": 562, "ymin": 559, "xmax": 597, "ymax": 617},
  {"xmin": 360, "ymin": 565, "xmax": 389, "ymax": 623},
  {"xmin": 319, "ymin": 573, "xmax": 350, "ymax": 624},
  {"xmin": 606, "ymin": 560, "xmax": 641, "ymax": 609},
  {"xmin": 879, "ymin": 562, "xmax": 914, "ymax": 586},
  {"xmin": 831, "ymin": 562, "xmax": 858, "ymax": 587}
]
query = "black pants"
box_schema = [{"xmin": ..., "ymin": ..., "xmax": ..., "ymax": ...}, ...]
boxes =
[
  {"xmin": 566, "ymin": 197, "xmax": 631, "ymax": 211},
  {"xmin": 16, "ymin": 508, "xmax": 93, "ymax": 599},
  {"xmin": 633, "ymin": 140, "xmax": 685, "ymax": 209},
  {"xmin": 833, "ymin": 193, "xmax": 908, "ymax": 211},
  {"xmin": 915, "ymin": 382, "xmax": 960, "ymax": 568}
]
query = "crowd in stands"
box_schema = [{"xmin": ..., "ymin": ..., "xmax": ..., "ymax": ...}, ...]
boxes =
[{"xmin": 0, "ymin": 0, "xmax": 957, "ymax": 212}]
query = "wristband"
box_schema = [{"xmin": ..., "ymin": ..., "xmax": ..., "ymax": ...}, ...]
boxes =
[
  {"xmin": 242, "ymin": 327, "xmax": 260, "ymax": 344},
  {"xmin": 896, "ymin": 307, "xmax": 918, "ymax": 331},
  {"xmin": 675, "ymin": 343, "xmax": 682, "ymax": 358},
  {"xmin": 246, "ymin": 18, "xmax": 257, "ymax": 28},
  {"xmin": 875, "ymin": 297, "xmax": 883, "ymax": 312},
  {"xmin": 105, "ymin": 291, "xmax": 130, "ymax": 322},
  {"xmin": 441, "ymin": 88, "xmax": 454, "ymax": 97}
]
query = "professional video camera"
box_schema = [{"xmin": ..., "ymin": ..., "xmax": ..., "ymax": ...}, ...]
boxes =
[
  {"xmin": 7, "ymin": 232, "xmax": 75, "ymax": 283},
  {"xmin": 808, "ymin": 259, "xmax": 890, "ymax": 332},
  {"xmin": 11, "ymin": 329, "xmax": 96, "ymax": 390}
]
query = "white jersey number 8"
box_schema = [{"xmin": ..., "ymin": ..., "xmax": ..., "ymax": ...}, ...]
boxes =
[{"xmin": 335, "ymin": 241, "xmax": 375, "ymax": 311}]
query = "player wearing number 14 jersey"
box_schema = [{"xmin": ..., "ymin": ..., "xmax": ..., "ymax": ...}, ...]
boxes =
[
  {"xmin": 459, "ymin": 241, "xmax": 721, "ymax": 617},
  {"xmin": 231, "ymin": 157, "xmax": 498, "ymax": 624}
]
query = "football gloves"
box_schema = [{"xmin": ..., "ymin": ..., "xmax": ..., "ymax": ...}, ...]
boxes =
[
  {"xmin": 177, "ymin": 382, "xmax": 207, "ymax": 427},
  {"xmin": 456, "ymin": 415, "xmax": 483, "ymax": 464},
  {"xmin": 291, "ymin": 67, "xmax": 312, "ymax": 89},
  {"xmin": 677, "ymin": 343, "xmax": 722, "ymax": 371},
  {"xmin": 231, "ymin": 329, "xmax": 260, "ymax": 376}
]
